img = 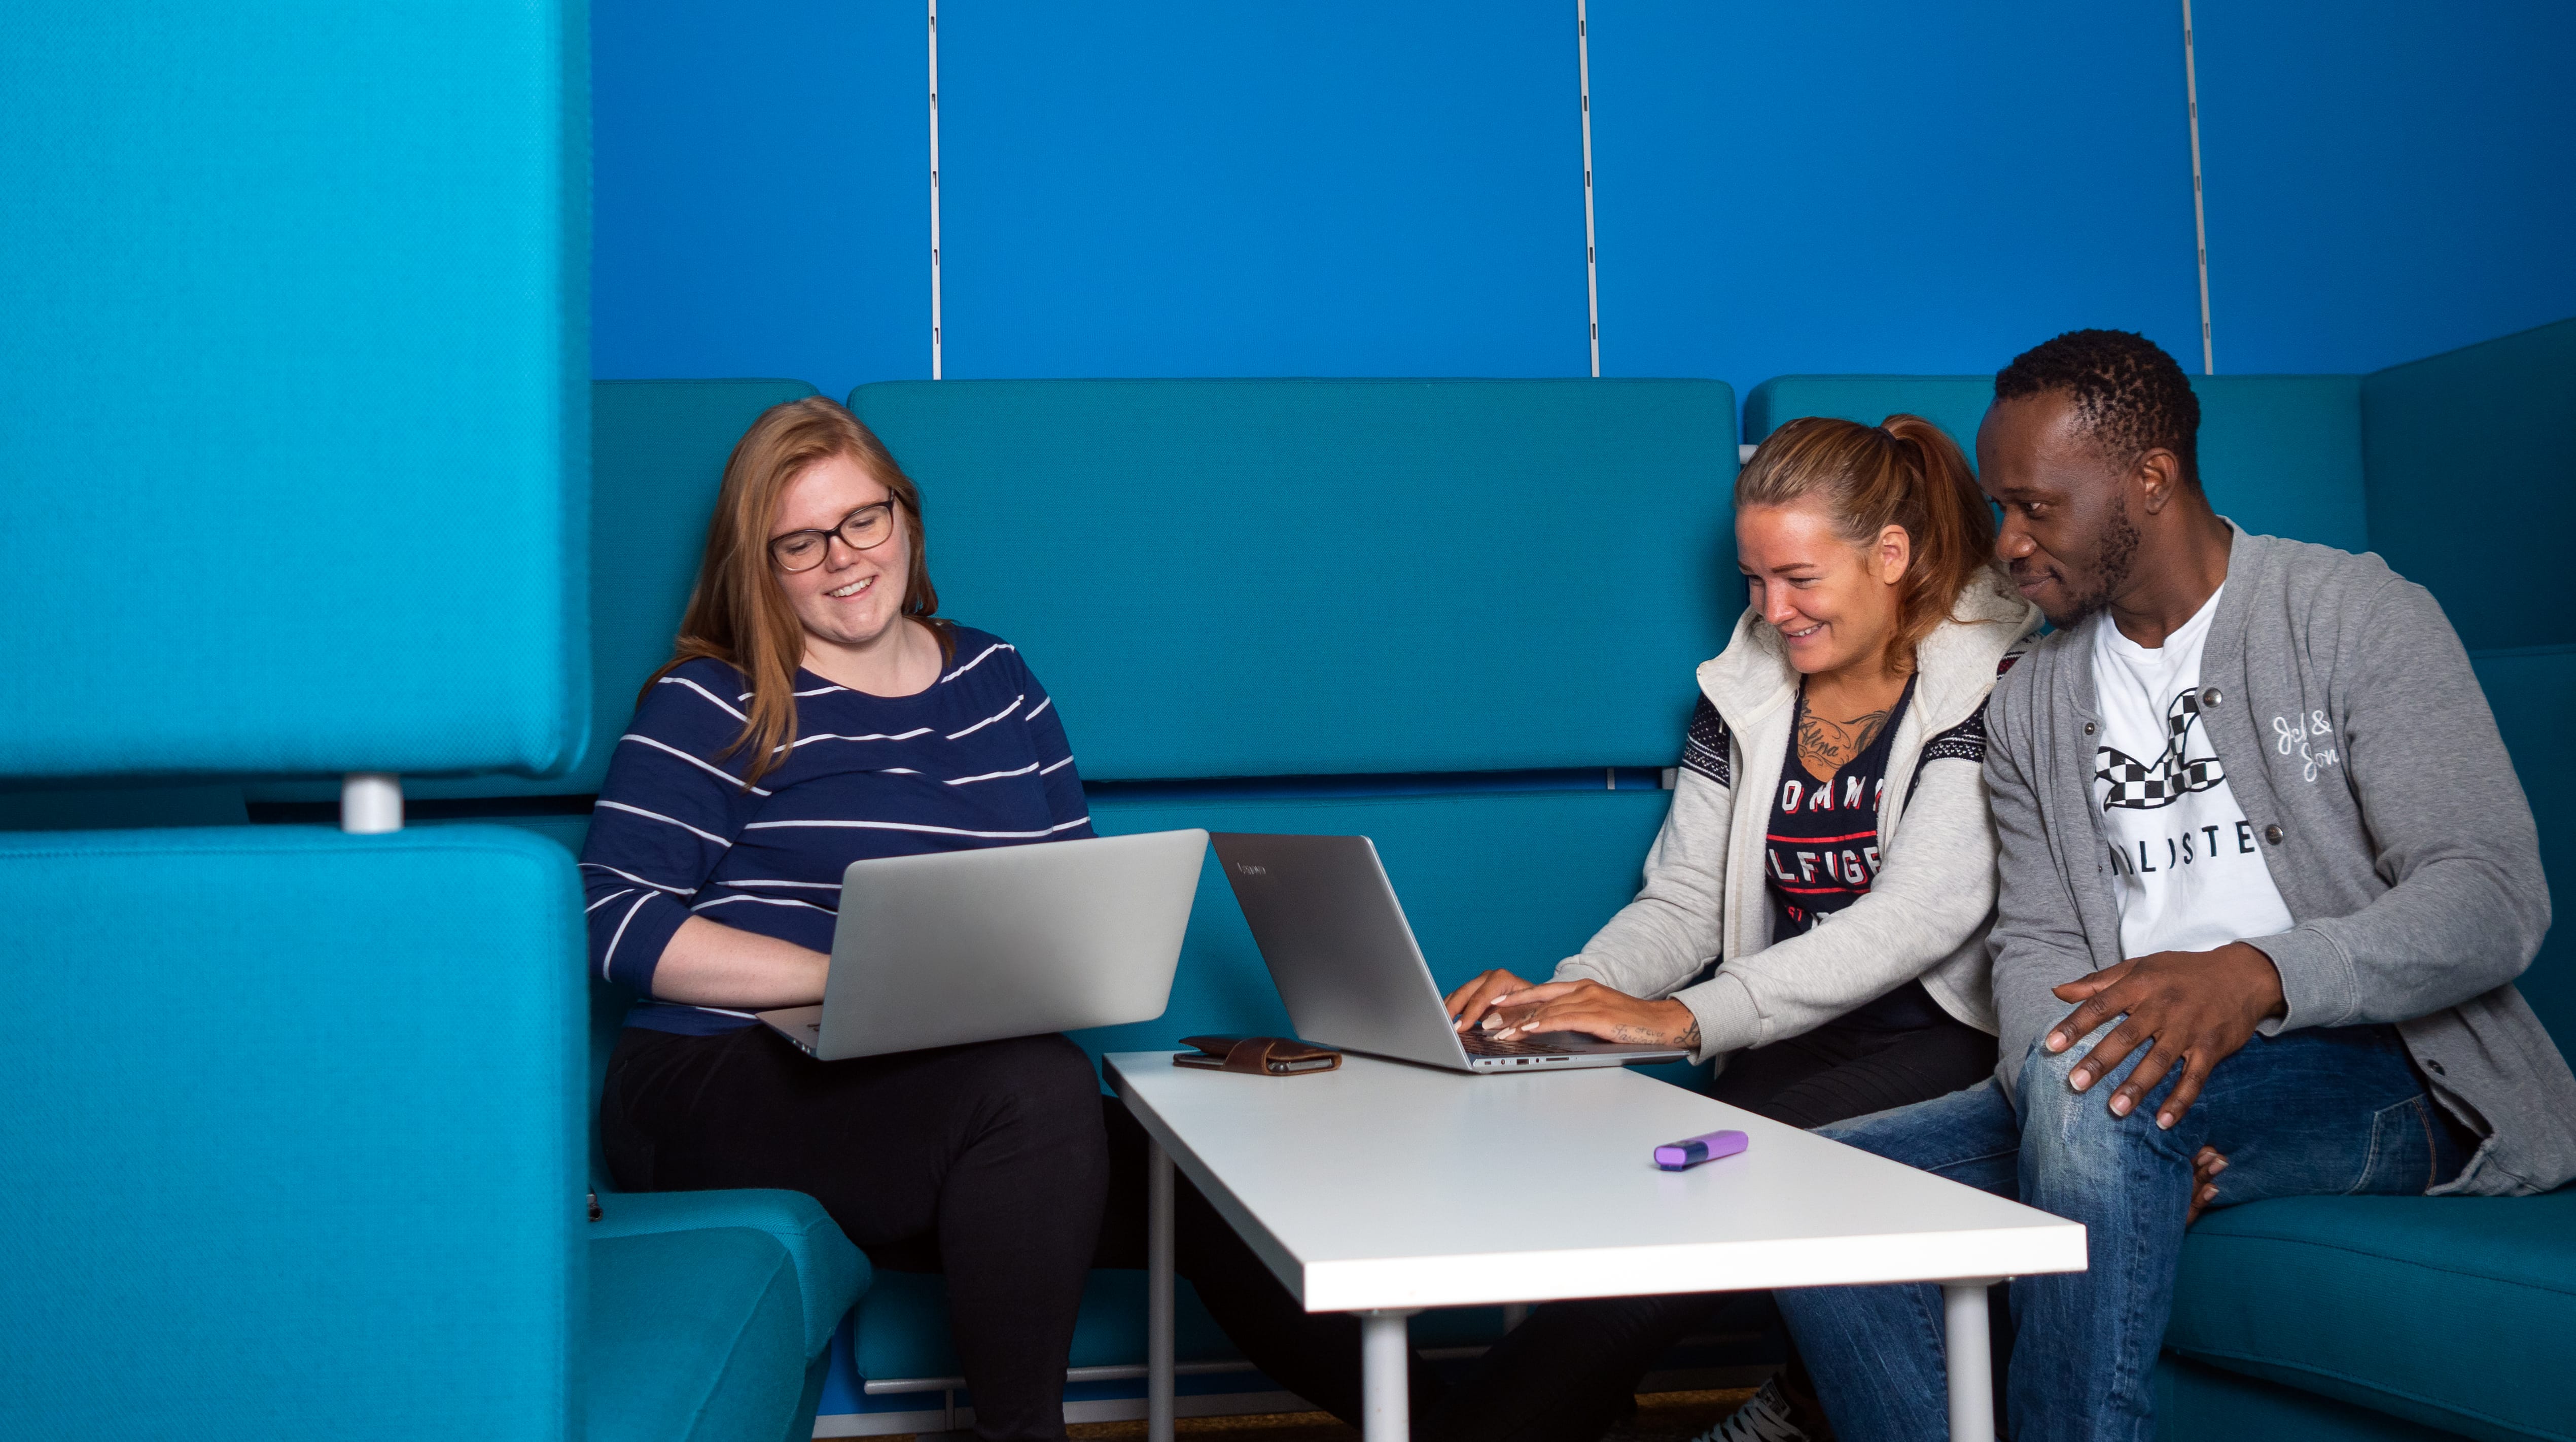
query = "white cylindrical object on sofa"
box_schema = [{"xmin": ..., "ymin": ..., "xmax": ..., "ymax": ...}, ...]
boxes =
[{"xmin": 341, "ymin": 773, "xmax": 404, "ymax": 834}]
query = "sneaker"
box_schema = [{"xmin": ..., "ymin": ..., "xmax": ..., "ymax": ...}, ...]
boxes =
[{"xmin": 1691, "ymin": 1378, "xmax": 1814, "ymax": 1442}]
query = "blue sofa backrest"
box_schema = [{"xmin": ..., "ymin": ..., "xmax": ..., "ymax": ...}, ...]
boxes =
[
  {"xmin": 850, "ymin": 379, "xmax": 1739, "ymax": 778},
  {"xmin": 1744, "ymin": 374, "xmax": 2370, "ymax": 555}
]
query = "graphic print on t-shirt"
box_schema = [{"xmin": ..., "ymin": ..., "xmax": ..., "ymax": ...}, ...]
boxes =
[
  {"xmin": 2088, "ymin": 590, "xmax": 2295, "ymax": 959},
  {"xmin": 1765, "ymin": 677, "xmax": 1914, "ymax": 938},
  {"xmin": 2097, "ymin": 687, "xmax": 2226, "ymax": 809}
]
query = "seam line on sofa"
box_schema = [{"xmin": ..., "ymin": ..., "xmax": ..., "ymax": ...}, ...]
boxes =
[
  {"xmin": 2190, "ymin": 1232, "xmax": 2576, "ymax": 1299},
  {"xmin": 2173, "ymin": 1346, "xmax": 2571, "ymax": 1440}
]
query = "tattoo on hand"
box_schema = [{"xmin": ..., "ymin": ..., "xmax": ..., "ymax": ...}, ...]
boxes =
[
  {"xmin": 1679, "ymin": 1019, "xmax": 1701, "ymax": 1051},
  {"xmin": 1796, "ymin": 706, "xmax": 1893, "ymax": 777}
]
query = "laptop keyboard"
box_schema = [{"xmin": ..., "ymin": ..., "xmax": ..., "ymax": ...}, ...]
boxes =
[{"xmin": 1461, "ymin": 1030, "xmax": 1566, "ymax": 1057}]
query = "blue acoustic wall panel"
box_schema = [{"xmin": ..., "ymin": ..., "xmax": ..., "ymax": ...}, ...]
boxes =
[
  {"xmin": 936, "ymin": 0, "xmax": 1589, "ymax": 380},
  {"xmin": 0, "ymin": 1, "xmax": 586, "ymax": 781},
  {"xmin": 1743, "ymin": 375, "xmax": 2370, "ymax": 556},
  {"xmin": 1587, "ymin": 2, "xmax": 2203, "ymax": 402},
  {"xmin": 0, "ymin": 826, "xmax": 584, "ymax": 1439},
  {"xmin": 851, "ymin": 378, "xmax": 1738, "ymax": 779},
  {"xmin": 591, "ymin": 1, "xmax": 927, "ymax": 401},
  {"xmin": 2361, "ymin": 319, "xmax": 2576, "ymax": 655},
  {"xmin": 2191, "ymin": 2, "xmax": 2576, "ymax": 376}
]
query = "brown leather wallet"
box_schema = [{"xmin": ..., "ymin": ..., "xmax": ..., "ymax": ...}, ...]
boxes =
[{"xmin": 1174, "ymin": 1035, "xmax": 1342, "ymax": 1076}]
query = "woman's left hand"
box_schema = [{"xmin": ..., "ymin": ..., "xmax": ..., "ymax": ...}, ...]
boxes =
[{"xmin": 1481, "ymin": 979, "xmax": 1701, "ymax": 1050}]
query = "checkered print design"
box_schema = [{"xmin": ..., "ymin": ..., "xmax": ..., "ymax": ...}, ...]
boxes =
[{"xmin": 2097, "ymin": 687, "xmax": 2226, "ymax": 810}]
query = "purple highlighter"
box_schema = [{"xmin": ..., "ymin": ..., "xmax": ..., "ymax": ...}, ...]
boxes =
[{"xmin": 1653, "ymin": 1128, "xmax": 1749, "ymax": 1171}]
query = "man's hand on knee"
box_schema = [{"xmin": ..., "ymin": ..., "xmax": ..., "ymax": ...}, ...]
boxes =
[{"xmin": 2040, "ymin": 942, "xmax": 2287, "ymax": 1130}]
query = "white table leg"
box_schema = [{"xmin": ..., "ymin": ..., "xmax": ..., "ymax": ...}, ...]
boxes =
[
  {"xmin": 1942, "ymin": 1280, "xmax": 1999, "ymax": 1440},
  {"xmin": 1148, "ymin": 1140, "xmax": 1175, "ymax": 1442},
  {"xmin": 1359, "ymin": 1308, "xmax": 1420, "ymax": 1442}
]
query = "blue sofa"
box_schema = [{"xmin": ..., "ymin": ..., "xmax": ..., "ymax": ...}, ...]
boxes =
[
  {"xmin": 0, "ymin": 3, "xmax": 866, "ymax": 1438},
  {"xmin": 1748, "ymin": 316, "xmax": 2576, "ymax": 1442},
  {"xmin": 341, "ymin": 322, "xmax": 2571, "ymax": 1440}
]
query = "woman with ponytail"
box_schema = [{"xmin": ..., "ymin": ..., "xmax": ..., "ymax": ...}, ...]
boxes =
[{"xmin": 1421, "ymin": 415, "xmax": 2043, "ymax": 1442}]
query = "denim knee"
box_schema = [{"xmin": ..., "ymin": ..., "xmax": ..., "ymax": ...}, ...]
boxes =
[{"xmin": 2014, "ymin": 1024, "xmax": 2191, "ymax": 1177}]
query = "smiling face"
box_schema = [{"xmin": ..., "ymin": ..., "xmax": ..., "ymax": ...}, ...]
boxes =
[
  {"xmin": 772, "ymin": 452, "xmax": 913, "ymax": 656},
  {"xmin": 1976, "ymin": 392, "xmax": 2139, "ymax": 628},
  {"xmin": 1736, "ymin": 500, "xmax": 1911, "ymax": 677}
]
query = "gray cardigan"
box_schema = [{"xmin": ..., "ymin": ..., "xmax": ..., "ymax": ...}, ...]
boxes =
[
  {"xmin": 1559, "ymin": 578, "xmax": 2041, "ymax": 1066},
  {"xmin": 1984, "ymin": 529, "xmax": 2576, "ymax": 1197}
]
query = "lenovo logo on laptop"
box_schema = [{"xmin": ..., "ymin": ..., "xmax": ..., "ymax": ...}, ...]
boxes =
[{"xmin": 1233, "ymin": 863, "xmax": 1268, "ymax": 876}]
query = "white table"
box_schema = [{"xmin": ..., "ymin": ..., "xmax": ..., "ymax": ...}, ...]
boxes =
[{"xmin": 1105, "ymin": 1052, "xmax": 2085, "ymax": 1442}]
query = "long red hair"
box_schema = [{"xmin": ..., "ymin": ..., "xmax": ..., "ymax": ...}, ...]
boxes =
[{"xmin": 645, "ymin": 397, "xmax": 948, "ymax": 786}]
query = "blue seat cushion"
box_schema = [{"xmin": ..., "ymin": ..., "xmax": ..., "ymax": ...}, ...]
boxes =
[
  {"xmin": 588, "ymin": 1226, "xmax": 815, "ymax": 1442},
  {"xmin": 2155, "ymin": 1353, "xmax": 2466, "ymax": 1442},
  {"xmin": 0, "ymin": 826, "xmax": 582, "ymax": 1438},
  {"xmin": 850, "ymin": 378, "xmax": 1738, "ymax": 779},
  {"xmin": 2167, "ymin": 1188, "xmax": 2576, "ymax": 1442},
  {"xmin": 592, "ymin": 1189, "xmax": 868, "ymax": 1361}
]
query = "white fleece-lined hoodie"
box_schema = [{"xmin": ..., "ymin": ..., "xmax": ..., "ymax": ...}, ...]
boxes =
[{"xmin": 1556, "ymin": 575, "xmax": 2042, "ymax": 1068}]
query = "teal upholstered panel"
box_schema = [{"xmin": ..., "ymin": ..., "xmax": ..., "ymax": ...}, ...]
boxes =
[
  {"xmin": 592, "ymin": 1190, "xmax": 866, "ymax": 1362},
  {"xmin": 588, "ymin": 1227, "xmax": 813, "ymax": 1442},
  {"xmin": 0, "ymin": 826, "xmax": 583, "ymax": 1439},
  {"xmin": 404, "ymin": 379, "xmax": 820, "ymax": 800},
  {"xmin": 2155, "ymin": 1354, "xmax": 2466, "ymax": 1442},
  {"xmin": 2364, "ymin": 318, "xmax": 2576, "ymax": 652},
  {"xmin": 1744, "ymin": 376, "xmax": 1995, "ymax": 460},
  {"xmin": 2166, "ymin": 1188, "xmax": 2576, "ymax": 1442},
  {"xmin": 2468, "ymin": 646, "xmax": 2576, "ymax": 1054},
  {"xmin": 850, "ymin": 380, "xmax": 1738, "ymax": 779},
  {"xmin": 0, "ymin": 1, "xmax": 586, "ymax": 781},
  {"xmin": 1743, "ymin": 374, "xmax": 2372, "ymax": 555}
]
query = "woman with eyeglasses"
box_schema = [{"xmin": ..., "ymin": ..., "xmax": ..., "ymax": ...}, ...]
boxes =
[{"xmin": 581, "ymin": 396, "xmax": 1102, "ymax": 1442}]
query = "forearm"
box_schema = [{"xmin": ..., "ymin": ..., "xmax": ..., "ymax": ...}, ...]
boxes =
[
  {"xmin": 648, "ymin": 917, "xmax": 831, "ymax": 1009},
  {"xmin": 1558, "ymin": 771, "xmax": 1731, "ymax": 998},
  {"xmin": 1689, "ymin": 762, "xmax": 1999, "ymax": 1053}
]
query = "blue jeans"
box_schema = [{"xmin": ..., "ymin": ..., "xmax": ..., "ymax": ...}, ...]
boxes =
[{"xmin": 1774, "ymin": 1023, "xmax": 2461, "ymax": 1442}]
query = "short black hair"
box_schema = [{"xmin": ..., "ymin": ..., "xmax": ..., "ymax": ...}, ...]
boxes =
[{"xmin": 1994, "ymin": 329, "xmax": 2201, "ymax": 488}]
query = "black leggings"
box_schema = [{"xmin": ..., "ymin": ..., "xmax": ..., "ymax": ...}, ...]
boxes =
[
  {"xmin": 1108, "ymin": 1013, "xmax": 2000, "ymax": 1442},
  {"xmin": 599, "ymin": 1025, "xmax": 1110, "ymax": 1442}
]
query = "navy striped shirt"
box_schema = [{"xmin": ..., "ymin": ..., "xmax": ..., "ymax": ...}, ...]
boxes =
[{"xmin": 579, "ymin": 626, "xmax": 1093, "ymax": 1033}]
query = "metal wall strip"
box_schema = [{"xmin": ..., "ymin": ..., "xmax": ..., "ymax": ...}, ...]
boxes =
[{"xmin": 2182, "ymin": 0, "xmax": 2213, "ymax": 374}]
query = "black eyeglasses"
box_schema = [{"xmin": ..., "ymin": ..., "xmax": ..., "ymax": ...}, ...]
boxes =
[{"xmin": 770, "ymin": 501, "xmax": 898, "ymax": 572}]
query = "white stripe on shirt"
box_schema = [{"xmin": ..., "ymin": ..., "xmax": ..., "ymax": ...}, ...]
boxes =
[
  {"xmin": 1038, "ymin": 754, "xmax": 1075, "ymax": 775},
  {"xmin": 718, "ymin": 878, "xmax": 843, "ymax": 890},
  {"xmin": 596, "ymin": 799, "xmax": 735, "ymax": 848},
  {"xmin": 945, "ymin": 694, "xmax": 1022, "ymax": 741},
  {"xmin": 659, "ymin": 675, "xmax": 747, "ymax": 720},
  {"xmin": 1025, "ymin": 694, "xmax": 1054, "ymax": 721},
  {"xmin": 621, "ymin": 732, "xmax": 772, "ymax": 795},
  {"xmin": 602, "ymin": 892, "xmax": 654, "ymax": 982},
  {"xmin": 787, "ymin": 727, "xmax": 935, "ymax": 751},
  {"xmin": 942, "ymin": 642, "xmax": 1015, "ymax": 683},
  {"xmin": 579, "ymin": 862, "xmax": 695, "ymax": 896},
  {"xmin": 744, "ymin": 815, "xmax": 1091, "ymax": 840},
  {"xmin": 947, "ymin": 761, "xmax": 1041, "ymax": 786},
  {"xmin": 586, "ymin": 887, "xmax": 637, "ymax": 913},
  {"xmin": 691, "ymin": 894, "xmax": 836, "ymax": 915}
]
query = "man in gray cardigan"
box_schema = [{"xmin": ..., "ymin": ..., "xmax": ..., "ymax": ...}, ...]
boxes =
[{"xmin": 1771, "ymin": 330, "xmax": 2576, "ymax": 1442}]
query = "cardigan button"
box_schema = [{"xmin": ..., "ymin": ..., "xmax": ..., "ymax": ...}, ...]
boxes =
[
  {"xmin": 2201, "ymin": 686, "xmax": 2222, "ymax": 708},
  {"xmin": 2084, "ymin": 721, "xmax": 2098, "ymax": 736},
  {"xmin": 2265, "ymin": 824, "xmax": 2284, "ymax": 845},
  {"xmin": 2426, "ymin": 1059, "xmax": 2448, "ymax": 1076}
]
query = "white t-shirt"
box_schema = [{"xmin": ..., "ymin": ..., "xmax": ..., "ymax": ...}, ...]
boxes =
[{"xmin": 2090, "ymin": 586, "xmax": 2295, "ymax": 958}]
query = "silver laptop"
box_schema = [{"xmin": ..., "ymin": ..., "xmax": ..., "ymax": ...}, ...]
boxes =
[
  {"xmin": 758, "ymin": 829, "xmax": 1208, "ymax": 1061},
  {"xmin": 1209, "ymin": 832, "xmax": 1691, "ymax": 1073}
]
